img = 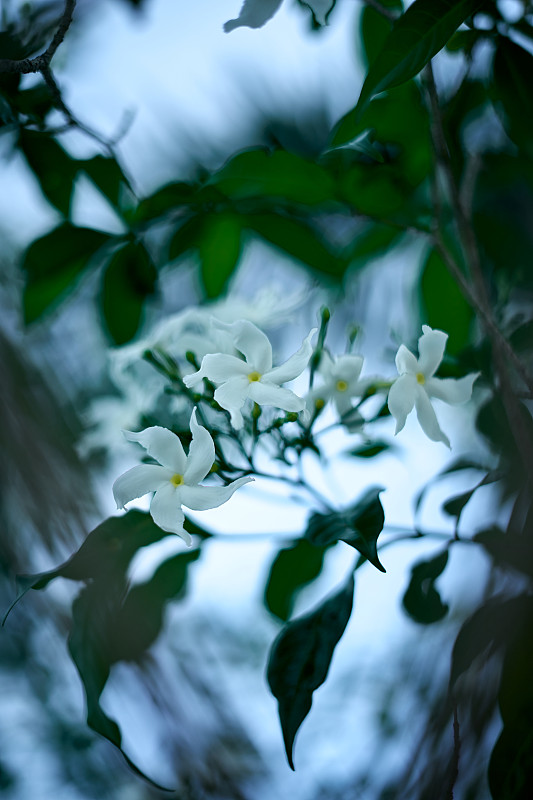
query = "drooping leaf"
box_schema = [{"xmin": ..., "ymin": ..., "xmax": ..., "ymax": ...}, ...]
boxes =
[
  {"xmin": 134, "ymin": 182, "xmax": 198, "ymax": 223},
  {"xmin": 360, "ymin": 0, "xmax": 402, "ymax": 67},
  {"xmin": 402, "ymin": 549, "xmax": 449, "ymax": 624},
  {"xmin": 267, "ymin": 574, "xmax": 354, "ymax": 769},
  {"xmin": 245, "ymin": 213, "xmax": 348, "ymax": 280},
  {"xmin": 212, "ymin": 148, "xmax": 336, "ymax": 206},
  {"xmin": 474, "ymin": 527, "xmax": 533, "ymax": 579},
  {"xmin": 19, "ymin": 129, "xmax": 77, "ymax": 216},
  {"xmin": 491, "ymin": 37, "xmax": 533, "ymax": 158},
  {"xmin": 22, "ymin": 223, "xmax": 112, "ymax": 324},
  {"xmin": 224, "ymin": 0, "xmax": 284, "ymax": 32},
  {"xmin": 353, "ymin": 0, "xmax": 485, "ymax": 119},
  {"xmin": 81, "ymin": 155, "xmax": 132, "ymax": 210},
  {"xmin": 305, "ymin": 487, "xmax": 386, "ymax": 572},
  {"xmin": 264, "ymin": 538, "xmax": 328, "ymax": 622},
  {"xmin": 348, "ymin": 440, "xmax": 392, "ymax": 459},
  {"xmin": 168, "ymin": 215, "xmax": 204, "ymax": 262},
  {"xmin": 100, "ymin": 240, "xmax": 157, "ymax": 345},
  {"xmin": 421, "ymin": 248, "xmax": 473, "ymax": 355},
  {"xmin": 347, "ymin": 223, "xmax": 403, "ymax": 267},
  {"xmin": 198, "ymin": 213, "xmax": 242, "ymax": 298}
]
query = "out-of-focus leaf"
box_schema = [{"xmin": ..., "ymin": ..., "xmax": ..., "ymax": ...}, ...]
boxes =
[
  {"xmin": 347, "ymin": 223, "xmax": 403, "ymax": 267},
  {"xmin": 491, "ymin": 37, "xmax": 533, "ymax": 158},
  {"xmin": 348, "ymin": 440, "xmax": 392, "ymax": 458},
  {"xmin": 245, "ymin": 213, "xmax": 348, "ymax": 280},
  {"xmin": 198, "ymin": 213, "xmax": 242, "ymax": 298},
  {"xmin": 81, "ymin": 155, "xmax": 132, "ymax": 210},
  {"xmin": 19, "ymin": 129, "xmax": 77, "ymax": 216},
  {"xmin": 421, "ymin": 248, "xmax": 473, "ymax": 355},
  {"xmin": 224, "ymin": 0, "xmax": 283, "ymax": 32},
  {"xmin": 306, "ymin": 487, "xmax": 386, "ymax": 572},
  {"xmin": 267, "ymin": 574, "xmax": 354, "ymax": 769},
  {"xmin": 212, "ymin": 149, "xmax": 336, "ymax": 206},
  {"xmin": 474, "ymin": 527, "xmax": 533, "ymax": 579},
  {"xmin": 22, "ymin": 223, "xmax": 112, "ymax": 324},
  {"xmin": 353, "ymin": 0, "xmax": 485, "ymax": 118},
  {"xmin": 413, "ymin": 457, "xmax": 493, "ymax": 518},
  {"xmin": 15, "ymin": 84, "xmax": 54, "ymax": 121},
  {"xmin": 298, "ymin": 0, "xmax": 336, "ymax": 27},
  {"xmin": 339, "ymin": 162, "xmax": 405, "ymax": 216},
  {"xmin": 135, "ymin": 182, "xmax": 198, "ymax": 223},
  {"xmin": 360, "ymin": 0, "xmax": 402, "ymax": 67},
  {"xmin": 264, "ymin": 538, "xmax": 328, "ymax": 622},
  {"xmin": 402, "ymin": 549, "xmax": 449, "ymax": 624},
  {"xmin": 100, "ymin": 240, "xmax": 157, "ymax": 345},
  {"xmin": 168, "ymin": 215, "xmax": 204, "ymax": 262}
]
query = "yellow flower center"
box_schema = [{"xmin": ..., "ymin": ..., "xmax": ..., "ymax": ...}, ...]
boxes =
[
  {"xmin": 416, "ymin": 372, "xmax": 426, "ymax": 385},
  {"xmin": 248, "ymin": 371, "xmax": 261, "ymax": 382},
  {"xmin": 336, "ymin": 379, "xmax": 348, "ymax": 392},
  {"xmin": 170, "ymin": 473, "xmax": 184, "ymax": 487},
  {"xmin": 315, "ymin": 397, "xmax": 326, "ymax": 410}
]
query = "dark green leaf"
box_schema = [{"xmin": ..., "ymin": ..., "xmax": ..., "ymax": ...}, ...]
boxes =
[
  {"xmin": 491, "ymin": 37, "xmax": 533, "ymax": 158},
  {"xmin": 81, "ymin": 155, "xmax": 132, "ymax": 210},
  {"xmin": 402, "ymin": 549, "xmax": 449, "ymax": 624},
  {"xmin": 474, "ymin": 527, "xmax": 533, "ymax": 579},
  {"xmin": 348, "ymin": 440, "xmax": 392, "ymax": 458},
  {"xmin": 360, "ymin": 0, "xmax": 402, "ymax": 68},
  {"xmin": 245, "ymin": 213, "xmax": 348, "ymax": 280},
  {"xmin": 306, "ymin": 487, "xmax": 386, "ymax": 572},
  {"xmin": 100, "ymin": 240, "xmax": 157, "ymax": 345},
  {"xmin": 22, "ymin": 223, "xmax": 112, "ymax": 324},
  {"xmin": 198, "ymin": 213, "xmax": 242, "ymax": 298},
  {"xmin": 421, "ymin": 248, "xmax": 473, "ymax": 355},
  {"xmin": 168, "ymin": 215, "xmax": 204, "ymax": 262},
  {"xmin": 224, "ymin": 0, "xmax": 283, "ymax": 32},
  {"xmin": 354, "ymin": 0, "xmax": 485, "ymax": 118},
  {"xmin": 347, "ymin": 223, "xmax": 403, "ymax": 267},
  {"xmin": 264, "ymin": 538, "xmax": 328, "ymax": 622},
  {"xmin": 212, "ymin": 148, "xmax": 336, "ymax": 206},
  {"xmin": 267, "ymin": 574, "xmax": 354, "ymax": 769},
  {"xmin": 19, "ymin": 129, "xmax": 77, "ymax": 216},
  {"xmin": 135, "ymin": 182, "xmax": 198, "ymax": 223}
]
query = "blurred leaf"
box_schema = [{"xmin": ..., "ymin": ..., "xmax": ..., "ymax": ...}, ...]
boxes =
[
  {"xmin": 402, "ymin": 549, "xmax": 449, "ymax": 624},
  {"xmin": 19, "ymin": 129, "xmax": 77, "ymax": 216},
  {"xmin": 168, "ymin": 215, "xmax": 204, "ymax": 262},
  {"xmin": 474, "ymin": 527, "xmax": 533, "ymax": 579},
  {"xmin": 264, "ymin": 538, "xmax": 328, "ymax": 621},
  {"xmin": 100, "ymin": 240, "xmax": 157, "ymax": 344},
  {"xmin": 421, "ymin": 248, "xmax": 473, "ymax": 355},
  {"xmin": 414, "ymin": 456, "xmax": 493, "ymax": 518},
  {"xmin": 298, "ymin": 0, "xmax": 336, "ymax": 27},
  {"xmin": 267, "ymin": 574, "xmax": 354, "ymax": 769},
  {"xmin": 347, "ymin": 223, "xmax": 403, "ymax": 267},
  {"xmin": 306, "ymin": 487, "xmax": 386, "ymax": 572},
  {"xmin": 353, "ymin": 0, "xmax": 485, "ymax": 118},
  {"xmin": 360, "ymin": 0, "xmax": 402, "ymax": 68},
  {"xmin": 224, "ymin": 0, "xmax": 283, "ymax": 32},
  {"xmin": 212, "ymin": 148, "xmax": 336, "ymax": 206},
  {"xmin": 491, "ymin": 37, "xmax": 533, "ymax": 158},
  {"xmin": 135, "ymin": 182, "xmax": 198, "ymax": 223},
  {"xmin": 81, "ymin": 155, "xmax": 132, "ymax": 210},
  {"xmin": 348, "ymin": 440, "xmax": 392, "ymax": 458},
  {"xmin": 245, "ymin": 213, "xmax": 348, "ymax": 280},
  {"xmin": 198, "ymin": 213, "xmax": 242, "ymax": 298},
  {"xmin": 22, "ymin": 223, "xmax": 112, "ymax": 324},
  {"xmin": 15, "ymin": 84, "xmax": 54, "ymax": 121}
]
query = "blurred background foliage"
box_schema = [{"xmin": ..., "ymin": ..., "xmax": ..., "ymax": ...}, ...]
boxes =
[{"xmin": 1, "ymin": 0, "xmax": 533, "ymax": 797}]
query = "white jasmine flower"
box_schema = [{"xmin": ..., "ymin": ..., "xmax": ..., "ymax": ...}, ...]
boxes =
[
  {"xmin": 112, "ymin": 409, "xmax": 252, "ymax": 544},
  {"xmin": 388, "ymin": 325, "xmax": 479, "ymax": 448},
  {"xmin": 307, "ymin": 352, "xmax": 365, "ymax": 418},
  {"xmin": 184, "ymin": 320, "xmax": 316, "ymax": 429}
]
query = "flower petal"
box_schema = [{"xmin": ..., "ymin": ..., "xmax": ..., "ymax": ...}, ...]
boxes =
[
  {"xmin": 183, "ymin": 353, "xmax": 249, "ymax": 387},
  {"xmin": 249, "ymin": 381, "xmax": 305, "ymax": 411},
  {"xmin": 426, "ymin": 373, "xmax": 480, "ymax": 405},
  {"xmin": 180, "ymin": 476, "xmax": 253, "ymax": 511},
  {"xmin": 414, "ymin": 387, "xmax": 450, "ymax": 448},
  {"xmin": 263, "ymin": 328, "xmax": 316, "ymax": 385},
  {"xmin": 113, "ymin": 464, "xmax": 172, "ymax": 509},
  {"xmin": 395, "ymin": 344, "xmax": 418, "ymax": 375},
  {"xmin": 124, "ymin": 426, "xmax": 187, "ymax": 471},
  {"xmin": 334, "ymin": 392, "xmax": 354, "ymax": 418},
  {"xmin": 216, "ymin": 319, "xmax": 273, "ymax": 373},
  {"xmin": 418, "ymin": 326, "xmax": 448, "ymax": 377},
  {"xmin": 332, "ymin": 354, "xmax": 364, "ymax": 384},
  {"xmin": 184, "ymin": 408, "xmax": 215, "ymax": 485},
  {"xmin": 150, "ymin": 483, "xmax": 191, "ymax": 544},
  {"xmin": 388, "ymin": 373, "xmax": 416, "ymax": 434},
  {"xmin": 214, "ymin": 374, "xmax": 250, "ymax": 414}
]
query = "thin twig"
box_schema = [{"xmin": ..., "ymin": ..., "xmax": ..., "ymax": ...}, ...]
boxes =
[{"xmin": 0, "ymin": 0, "xmax": 76, "ymax": 74}]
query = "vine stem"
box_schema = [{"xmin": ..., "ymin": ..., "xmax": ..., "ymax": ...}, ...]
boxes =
[{"xmin": 0, "ymin": 1, "xmax": 76, "ymax": 74}]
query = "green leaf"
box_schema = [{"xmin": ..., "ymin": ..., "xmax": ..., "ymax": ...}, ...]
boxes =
[
  {"xmin": 168, "ymin": 216, "xmax": 204, "ymax": 262},
  {"xmin": 224, "ymin": 0, "xmax": 283, "ymax": 32},
  {"xmin": 354, "ymin": 0, "xmax": 485, "ymax": 118},
  {"xmin": 305, "ymin": 487, "xmax": 386, "ymax": 572},
  {"xmin": 491, "ymin": 37, "xmax": 533, "ymax": 158},
  {"xmin": 264, "ymin": 538, "xmax": 328, "ymax": 622},
  {"xmin": 212, "ymin": 148, "xmax": 336, "ymax": 206},
  {"xmin": 22, "ymin": 223, "xmax": 112, "ymax": 324},
  {"xmin": 267, "ymin": 574, "xmax": 354, "ymax": 769},
  {"xmin": 245, "ymin": 213, "xmax": 348, "ymax": 280},
  {"xmin": 134, "ymin": 182, "xmax": 198, "ymax": 223},
  {"xmin": 348, "ymin": 440, "xmax": 392, "ymax": 458},
  {"xmin": 420, "ymin": 248, "xmax": 473, "ymax": 355},
  {"xmin": 347, "ymin": 223, "xmax": 403, "ymax": 267},
  {"xmin": 360, "ymin": 0, "xmax": 402, "ymax": 68},
  {"xmin": 402, "ymin": 549, "xmax": 449, "ymax": 624},
  {"xmin": 81, "ymin": 155, "xmax": 132, "ymax": 210},
  {"xmin": 100, "ymin": 240, "xmax": 157, "ymax": 344},
  {"xmin": 19, "ymin": 129, "xmax": 77, "ymax": 216},
  {"xmin": 198, "ymin": 213, "xmax": 242, "ymax": 298},
  {"xmin": 473, "ymin": 527, "xmax": 533, "ymax": 579}
]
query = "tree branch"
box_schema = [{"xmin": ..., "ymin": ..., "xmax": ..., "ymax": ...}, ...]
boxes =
[{"xmin": 0, "ymin": 0, "xmax": 76, "ymax": 74}]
